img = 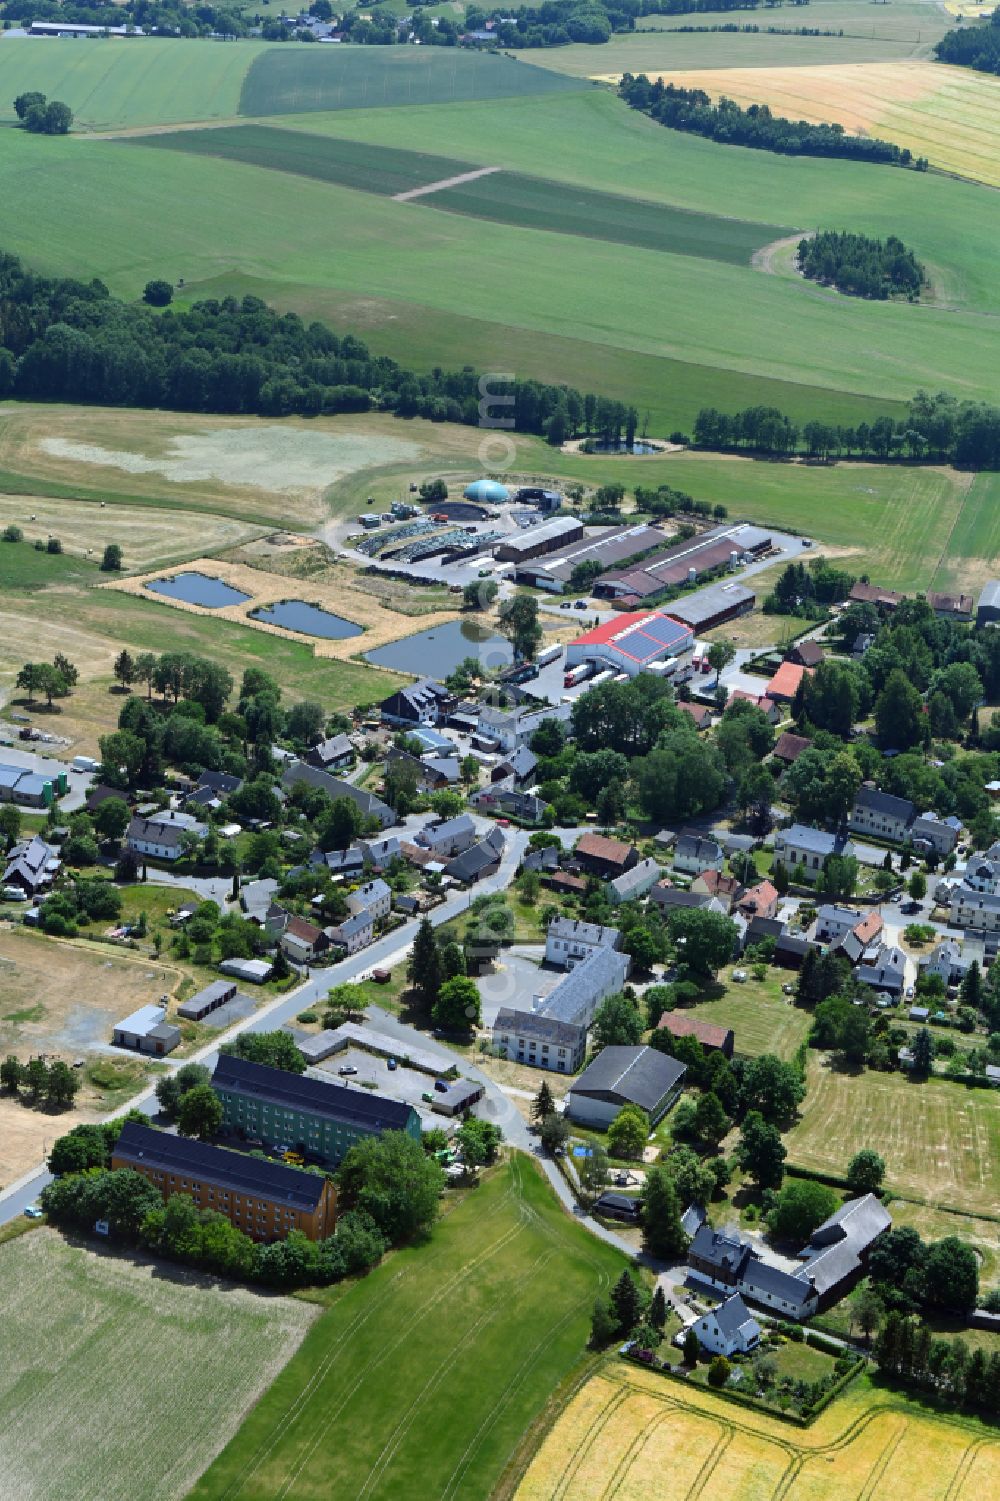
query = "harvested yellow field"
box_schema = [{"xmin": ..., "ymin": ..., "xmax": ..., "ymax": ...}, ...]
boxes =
[
  {"xmin": 516, "ymin": 1364, "xmax": 999, "ymax": 1501},
  {"xmin": 611, "ymin": 61, "xmax": 1000, "ymax": 189}
]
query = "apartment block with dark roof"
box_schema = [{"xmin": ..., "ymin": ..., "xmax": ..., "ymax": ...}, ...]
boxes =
[
  {"xmin": 112, "ymin": 1120, "xmax": 337, "ymax": 1241},
  {"xmin": 211, "ymin": 1054, "xmax": 420, "ymax": 1167}
]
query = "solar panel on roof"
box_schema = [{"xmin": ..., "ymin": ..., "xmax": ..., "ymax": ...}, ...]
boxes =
[{"xmin": 639, "ymin": 616, "xmax": 690, "ymax": 649}]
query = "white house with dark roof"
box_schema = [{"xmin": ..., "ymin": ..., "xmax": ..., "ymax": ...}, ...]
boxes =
[
  {"xmin": 415, "ymin": 812, "xmax": 477, "ymax": 857},
  {"xmin": 545, "ymin": 917, "xmax": 621, "ymax": 969},
  {"xmin": 949, "ymin": 885, "xmax": 1000, "ymax": 933},
  {"xmin": 848, "ymin": 785, "xmax": 915, "ymax": 843},
  {"xmin": 326, "ymin": 909, "xmax": 375, "ymax": 954},
  {"xmin": 773, "ymin": 823, "xmax": 855, "ymax": 881},
  {"xmin": 855, "ymin": 944, "xmax": 907, "ymax": 996},
  {"xmin": 347, "ymin": 878, "xmax": 391, "ymax": 922},
  {"xmin": 126, "ymin": 815, "xmax": 206, "ymax": 862},
  {"xmin": 492, "ymin": 1007, "xmax": 586, "ymax": 1072},
  {"xmin": 607, "ymin": 857, "xmax": 662, "ymax": 905},
  {"xmin": 692, "ymin": 1294, "xmax": 761, "ymax": 1358},
  {"xmin": 566, "ymin": 1045, "xmax": 686, "ymax": 1127},
  {"xmin": 673, "ymin": 832, "xmax": 724, "ymax": 876}
]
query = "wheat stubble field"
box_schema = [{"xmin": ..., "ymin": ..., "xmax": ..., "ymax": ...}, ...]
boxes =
[
  {"xmin": 0, "ymin": 1230, "xmax": 315, "ymax": 1501},
  {"xmin": 516, "ymin": 1364, "xmax": 1000, "ymax": 1501}
]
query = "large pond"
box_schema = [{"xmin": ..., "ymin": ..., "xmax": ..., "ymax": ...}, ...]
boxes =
[
  {"xmin": 145, "ymin": 571, "xmax": 250, "ymax": 609},
  {"xmin": 366, "ymin": 619, "xmax": 513, "ymax": 678},
  {"xmin": 250, "ymin": 599, "xmax": 363, "ymax": 641}
]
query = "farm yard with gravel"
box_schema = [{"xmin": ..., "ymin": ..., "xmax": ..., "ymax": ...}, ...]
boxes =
[
  {"xmin": 786, "ymin": 1057, "xmax": 1000, "ymax": 1216},
  {"xmin": 515, "ymin": 1364, "xmax": 1000, "ymax": 1501},
  {"xmin": 0, "ymin": 1230, "xmax": 316, "ymax": 1501}
]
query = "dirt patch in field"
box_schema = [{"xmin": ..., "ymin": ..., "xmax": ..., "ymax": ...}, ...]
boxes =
[
  {"xmin": 103, "ymin": 555, "xmax": 459, "ymax": 659},
  {"xmin": 40, "ymin": 426, "xmax": 422, "ymax": 499},
  {"xmin": 0, "ymin": 405, "xmax": 430, "ymax": 531}
]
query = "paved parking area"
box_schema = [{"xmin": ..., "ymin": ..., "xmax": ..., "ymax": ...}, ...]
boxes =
[
  {"xmin": 202, "ymin": 993, "xmax": 256, "ymax": 1029},
  {"xmin": 311, "ymin": 1046, "xmax": 447, "ymax": 1130},
  {"xmin": 478, "ymin": 949, "xmax": 558, "ymax": 1027}
]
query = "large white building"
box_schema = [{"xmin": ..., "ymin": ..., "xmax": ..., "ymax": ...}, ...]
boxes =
[{"xmin": 565, "ymin": 611, "xmax": 694, "ymax": 680}]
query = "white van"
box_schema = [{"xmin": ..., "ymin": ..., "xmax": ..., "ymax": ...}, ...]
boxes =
[{"xmin": 71, "ymin": 756, "xmax": 98, "ymax": 773}]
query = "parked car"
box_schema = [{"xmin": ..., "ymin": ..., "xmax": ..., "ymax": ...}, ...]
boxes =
[
  {"xmin": 434, "ymin": 1079, "xmax": 449, "ymax": 1092},
  {"xmin": 781, "ymin": 983, "xmax": 795, "ymax": 996},
  {"xmin": 732, "ymin": 969, "xmax": 747, "ymax": 983},
  {"xmin": 23, "ymin": 1205, "xmax": 42, "ymax": 1220},
  {"xmin": 559, "ymin": 601, "xmax": 572, "ymax": 609},
  {"xmin": 421, "ymin": 1091, "xmax": 434, "ymax": 1103},
  {"xmin": 574, "ymin": 600, "xmax": 587, "ymax": 609},
  {"xmin": 338, "ymin": 1064, "xmax": 358, "ymax": 1076},
  {"xmin": 2, "ymin": 886, "xmax": 28, "ymax": 901},
  {"xmin": 387, "ymin": 1058, "xmax": 397, "ymax": 1071}
]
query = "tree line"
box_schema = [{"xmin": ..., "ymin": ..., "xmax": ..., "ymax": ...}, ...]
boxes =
[
  {"xmin": 0, "ymin": 0, "xmax": 249, "ymax": 37},
  {"xmin": 617, "ymin": 76, "xmax": 927, "ymax": 169},
  {"xmin": 0, "ymin": 249, "xmax": 594, "ymax": 443},
  {"xmin": 693, "ymin": 389, "xmax": 1000, "ymax": 467},
  {"xmin": 934, "ymin": 6, "xmax": 1000, "ymax": 77},
  {"xmin": 797, "ymin": 230, "xmax": 925, "ymax": 301}
]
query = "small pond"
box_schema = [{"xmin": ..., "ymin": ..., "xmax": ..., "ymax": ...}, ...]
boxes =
[
  {"xmin": 366, "ymin": 618, "xmax": 513, "ymax": 678},
  {"xmin": 145, "ymin": 571, "xmax": 250, "ymax": 609},
  {"xmin": 589, "ymin": 439, "xmax": 664, "ymax": 456},
  {"xmin": 250, "ymin": 599, "xmax": 363, "ymax": 641}
]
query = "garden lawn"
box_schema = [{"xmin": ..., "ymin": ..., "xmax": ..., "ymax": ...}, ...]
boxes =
[
  {"xmin": 0, "ymin": 1229, "xmax": 315, "ymax": 1501},
  {"xmin": 685, "ymin": 968, "xmax": 813, "ymax": 1061},
  {"xmin": 188, "ymin": 1154, "xmax": 625, "ymax": 1501},
  {"xmin": 786, "ymin": 1055, "xmax": 1000, "ymax": 1216}
]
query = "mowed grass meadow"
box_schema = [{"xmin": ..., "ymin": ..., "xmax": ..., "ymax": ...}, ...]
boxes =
[
  {"xmin": 787, "ymin": 1057, "xmax": 1000, "ymax": 1216},
  {"xmin": 189, "ymin": 1156, "xmax": 625, "ymax": 1501},
  {"xmin": 516, "ymin": 1362, "xmax": 1000, "ymax": 1501},
  {"xmin": 0, "ymin": 1229, "xmax": 316, "ymax": 1501}
]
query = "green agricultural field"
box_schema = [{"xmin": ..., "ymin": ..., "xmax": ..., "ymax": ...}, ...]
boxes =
[
  {"xmin": 143, "ymin": 125, "xmax": 786, "ymax": 265},
  {"xmin": 684, "ymin": 968, "xmax": 813, "ymax": 1060},
  {"xmin": 0, "ymin": 1229, "xmax": 315, "ymax": 1501},
  {"xmin": 927, "ymin": 471, "xmax": 1000, "ymax": 596},
  {"xmin": 285, "ymin": 89, "xmax": 1000, "ymax": 316},
  {"xmin": 137, "ymin": 124, "xmax": 473, "ymax": 196},
  {"xmin": 521, "ymin": 26, "xmax": 937, "ymax": 78},
  {"xmin": 237, "ymin": 43, "xmax": 584, "ymax": 117},
  {"xmin": 195, "ymin": 273, "xmax": 906, "ymax": 434},
  {"xmin": 189, "ymin": 1155, "xmax": 624, "ymax": 1501},
  {"xmin": 426, "ymin": 168, "xmax": 785, "ymax": 264},
  {"xmin": 639, "ymin": 0, "xmax": 947, "ymax": 44},
  {"xmin": 1, "ymin": 127, "xmax": 997, "ymax": 423},
  {"xmin": 787, "ymin": 1056, "xmax": 1000, "ymax": 1215},
  {"xmin": 0, "ymin": 36, "xmax": 260, "ymax": 131}
]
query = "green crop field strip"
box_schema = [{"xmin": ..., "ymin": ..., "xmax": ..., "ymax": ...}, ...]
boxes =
[
  {"xmin": 0, "ymin": 1229, "xmax": 315, "ymax": 1501},
  {"xmin": 136, "ymin": 125, "xmax": 475, "ymax": 196},
  {"xmin": 237, "ymin": 43, "xmax": 584, "ymax": 117},
  {"xmin": 189, "ymin": 1156, "xmax": 624, "ymax": 1501},
  {"xmin": 787, "ymin": 1057, "xmax": 1000, "ymax": 1215},
  {"xmin": 142, "ymin": 125, "xmax": 786, "ymax": 266},
  {"xmin": 427, "ymin": 169, "xmax": 786, "ymax": 264}
]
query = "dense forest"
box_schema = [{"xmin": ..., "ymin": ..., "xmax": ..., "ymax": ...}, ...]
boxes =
[
  {"xmin": 934, "ymin": 7, "xmax": 1000, "ymax": 76},
  {"xmin": 797, "ymin": 230, "xmax": 925, "ymax": 300},
  {"xmin": 617, "ymin": 76, "xmax": 927, "ymax": 169},
  {"xmin": 0, "ymin": 250, "xmax": 605, "ymax": 441},
  {"xmin": 693, "ymin": 391, "xmax": 1000, "ymax": 468}
]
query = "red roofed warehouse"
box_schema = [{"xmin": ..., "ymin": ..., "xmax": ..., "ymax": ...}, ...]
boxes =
[
  {"xmin": 565, "ymin": 610, "xmax": 694, "ymax": 680},
  {"xmin": 657, "ymin": 1012, "xmax": 735, "ymax": 1058}
]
